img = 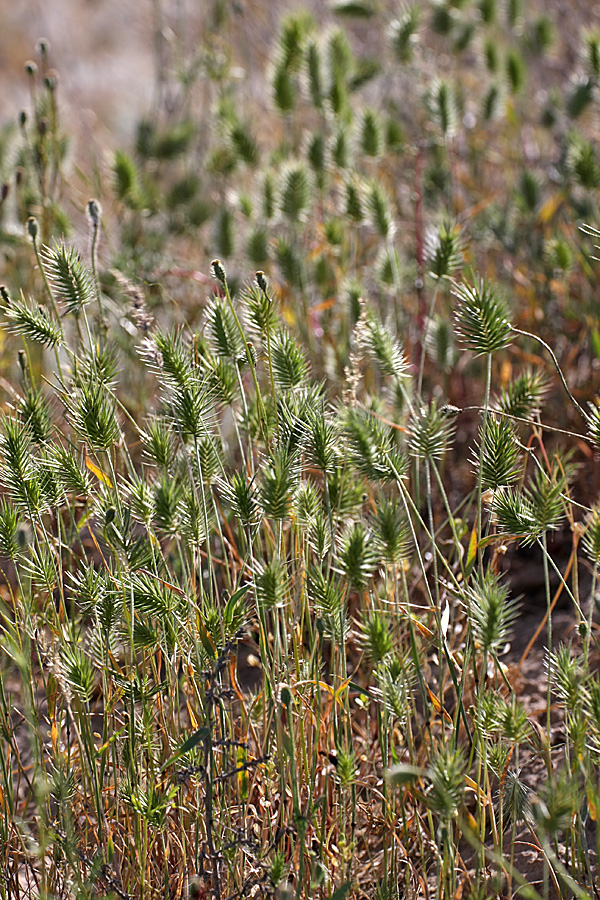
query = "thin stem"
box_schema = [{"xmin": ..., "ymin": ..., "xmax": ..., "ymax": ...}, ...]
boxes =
[
  {"xmin": 477, "ymin": 353, "xmax": 493, "ymax": 550},
  {"xmin": 218, "ymin": 269, "xmax": 271, "ymax": 449},
  {"xmin": 510, "ymin": 325, "xmax": 587, "ymax": 420},
  {"xmin": 29, "ymin": 229, "xmax": 66, "ymax": 383},
  {"xmin": 417, "ymin": 279, "xmax": 441, "ymax": 397}
]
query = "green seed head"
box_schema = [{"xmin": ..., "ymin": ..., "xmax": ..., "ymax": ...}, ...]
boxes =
[
  {"xmin": 86, "ymin": 198, "xmax": 102, "ymax": 227},
  {"xmin": 279, "ymin": 684, "xmax": 292, "ymax": 708},
  {"xmin": 27, "ymin": 216, "xmax": 38, "ymax": 241},
  {"xmin": 211, "ymin": 258, "xmax": 226, "ymax": 283},
  {"xmin": 44, "ymin": 70, "xmax": 58, "ymax": 92},
  {"xmin": 255, "ymin": 270, "xmax": 268, "ymax": 293}
]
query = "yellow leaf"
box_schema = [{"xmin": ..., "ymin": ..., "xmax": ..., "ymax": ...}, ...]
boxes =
[
  {"xmin": 85, "ymin": 451, "xmax": 112, "ymax": 487},
  {"xmin": 187, "ymin": 701, "xmax": 198, "ymax": 729},
  {"xmin": 334, "ymin": 676, "xmax": 353, "ymax": 702},
  {"xmin": 537, "ymin": 192, "xmax": 563, "ymax": 225},
  {"xmin": 465, "ymin": 519, "xmax": 478, "ymax": 577},
  {"xmin": 282, "ymin": 305, "xmax": 296, "ymax": 327},
  {"xmin": 465, "ymin": 774, "xmax": 490, "ymax": 805},
  {"xmin": 586, "ymin": 781, "xmax": 598, "ymax": 822},
  {"xmin": 426, "ymin": 686, "xmax": 453, "ymax": 723},
  {"xmin": 465, "ymin": 811, "xmax": 479, "ymax": 831},
  {"xmin": 310, "ymin": 298, "xmax": 336, "ymax": 313},
  {"xmin": 411, "ymin": 617, "xmax": 434, "ymax": 640},
  {"xmin": 426, "ymin": 685, "xmax": 442, "ymax": 712},
  {"xmin": 500, "ymin": 359, "xmax": 512, "ymax": 385},
  {"xmin": 237, "ymin": 747, "xmax": 249, "ymax": 801},
  {"xmin": 51, "ymin": 721, "xmax": 59, "ymax": 753}
]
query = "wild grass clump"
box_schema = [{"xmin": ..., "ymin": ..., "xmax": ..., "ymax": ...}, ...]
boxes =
[{"xmin": 0, "ymin": 3, "xmax": 600, "ymax": 899}]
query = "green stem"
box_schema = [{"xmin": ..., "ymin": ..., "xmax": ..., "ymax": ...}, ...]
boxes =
[
  {"xmin": 585, "ymin": 563, "xmax": 598, "ymax": 668},
  {"xmin": 477, "ymin": 352, "xmax": 493, "ymax": 551},
  {"xmin": 417, "ymin": 279, "xmax": 441, "ymax": 397},
  {"xmin": 541, "ymin": 532, "xmax": 552, "ymax": 737},
  {"xmin": 218, "ymin": 269, "xmax": 271, "ymax": 449},
  {"xmin": 30, "ymin": 230, "xmax": 66, "ymax": 384}
]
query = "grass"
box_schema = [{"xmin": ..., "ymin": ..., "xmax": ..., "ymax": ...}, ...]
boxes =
[{"xmin": 0, "ymin": 2, "xmax": 600, "ymax": 898}]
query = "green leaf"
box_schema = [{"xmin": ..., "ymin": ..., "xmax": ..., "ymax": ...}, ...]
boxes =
[
  {"xmin": 228, "ymin": 584, "xmax": 251, "ymax": 605},
  {"xmin": 329, "ymin": 883, "xmax": 353, "ymax": 900},
  {"xmin": 197, "ymin": 618, "xmax": 218, "ymax": 659},
  {"xmin": 385, "ymin": 763, "xmax": 424, "ymax": 787},
  {"xmin": 160, "ymin": 727, "xmax": 210, "ymax": 771},
  {"xmin": 332, "ymin": 0, "xmax": 375, "ymax": 16},
  {"xmin": 348, "ymin": 680, "xmax": 376, "ymax": 700},
  {"xmin": 591, "ymin": 328, "xmax": 600, "ymax": 365},
  {"xmin": 280, "ymin": 730, "xmax": 294, "ymax": 760}
]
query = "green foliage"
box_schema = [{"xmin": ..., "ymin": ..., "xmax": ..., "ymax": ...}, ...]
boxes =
[
  {"xmin": 260, "ymin": 447, "xmax": 299, "ymax": 519},
  {"xmin": 389, "ymin": 5, "xmax": 420, "ymax": 63},
  {"xmin": 426, "ymin": 747, "xmax": 465, "ymax": 822},
  {"xmin": 113, "ymin": 149, "xmax": 140, "ymax": 207},
  {"xmin": 491, "ymin": 487, "xmax": 538, "ymax": 544},
  {"xmin": 66, "ymin": 378, "xmax": 120, "ymax": 451},
  {"xmin": 428, "ymin": 78, "xmax": 457, "ymax": 137},
  {"xmin": 338, "ymin": 520, "xmax": 378, "ymax": 587},
  {"xmin": 583, "ymin": 504, "xmax": 600, "ymax": 565},
  {"xmin": 272, "ymin": 61, "xmax": 296, "ymax": 114},
  {"xmin": 409, "ymin": 401, "xmax": 454, "ymax": 462},
  {"xmin": 526, "ymin": 464, "xmax": 566, "ymax": 534},
  {"xmin": 1, "ymin": 7, "xmax": 600, "ymax": 898},
  {"xmin": 454, "ymin": 275, "xmax": 512, "ymax": 356},
  {"xmin": 343, "ymin": 407, "xmax": 402, "ymax": 481},
  {"xmin": 271, "ymin": 329, "xmax": 308, "ymax": 390},
  {"xmin": 360, "ymin": 108, "xmax": 383, "ymax": 157},
  {"xmin": 1, "ymin": 290, "xmax": 63, "ymax": 347},
  {"xmin": 41, "ymin": 242, "xmax": 95, "ymax": 315},
  {"xmin": 465, "ymin": 568, "xmax": 519, "ymax": 655},
  {"xmin": 505, "ymin": 48, "xmax": 526, "ymax": 93},
  {"xmin": 475, "ymin": 415, "xmax": 521, "ymax": 490},
  {"xmin": 229, "ymin": 122, "xmax": 259, "ymax": 165},
  {"xmin": 425, "ymin": 220, "xmax": 464, "ymax": 279},
  {"xmin": 495, "ymin": 369, "xmax": 547, "ymax": 420},
  {"xmin": 280, "ymin": 163, "xmax": 311, "ymax": 222},
  {"xmin": 206, "ymin": 295, "xmax": 245, "ymax": 361},
  {"xmin": 0, "ymin": 498, "xmax": 21, "ymax": 560},
  {"xmin": 358, "ymin": 608, "xmax": 393, "ymax": 663},
  {"xmin": 367, "ymin": 179, "xmax": 394, "ymax": 238},
  {"xmin": 365, "ymin": 313, "xmax": 407, "ymax": 379}
]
